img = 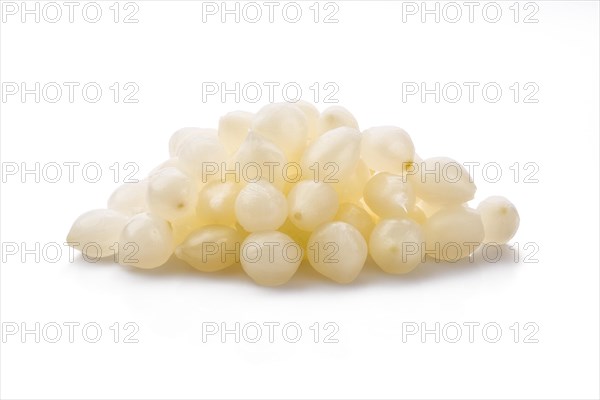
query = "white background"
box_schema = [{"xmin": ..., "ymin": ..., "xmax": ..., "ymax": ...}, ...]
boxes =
[{"xmin": 1, "ymin": 1, "xmax": 599, "ymax": 399}]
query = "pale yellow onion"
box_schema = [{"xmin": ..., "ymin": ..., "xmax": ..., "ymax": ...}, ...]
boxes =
[
  {"xmin": 364, "ymin": 172, "xmax": 416, "ymax": 218},
  {"xmin": 169, "ymin": 127, "xmax": 217, "ymax": 157},
  {"xmin": 369, "ymin": 218, "xmax": 424, "ymax": 274},
  {"xmin": 361, "ymin": 126, "xmax": 415, "ymax": 173},
  {"xmin": 218, "ymin": 111, "xmax": 253, "ymax": 154},
  {"xmin": 477, "ymin": 196, "xmax": 520, "ymax": 244},
  {"xmin": 147, "ymin": 167, "xmax": 198, "ymax": 222},
  {"xmin": 307, "ymin": 221, "xmax": 367, "ymax": 284},
  {"xmin": 251, "ymin": 102, "xmax": 308, "ymax": 161},
  {"xmin": 331, "ymin": 159, "xmax": 371, "ymax": 203},
  {"xmin": 287, "ymin": 181, "xmax": 339, "ymax": 231},
  {"xmin": 293, "ymin": 100, "xmax": 319, "ymax": 141},
  {"xmin": 408, "ymin": 157, "xmax": 476, "ymax": 206},
  {"xmin": 234, "ymin": 180, "xmax": 287, "ymax": 232},
  {"xmin": 240, "ymin": 231, "xmax": 303, "ymax": 286},
  {"xmin": 107, "ymin": 180, "xmax": 148, "ymax": 216},
  {"xmin": 196, "ymin": 180, "xmax": 241, "ymax": 226},
  {"xmin": 175, "ymin": 225, "xmax": 242, "ymax": 272},
  {"xmin": 423, "ymin": 206, "xmax": 484, "ymax": 262},
  {"xmin": 317, "ymin": 105, "xmax": 359, "ymax": 136},
  {"xmin": 118, "ymin": 213, "xmax": 174, "ymax": 269},
  {"xmin": 300, "ymin": 126, "xmax": 361, "ymax": 183},
  {"xmin": 232, "ymin": 131, "xmax": 287, "ymax": 190},
  {"xmin": 176, "ymin": 135, "xmax": 227, "ymax": 183},
  {"xmin": 67, "ymin": 209, "xmax": 128, "ymax": 258},
  {"xmin": 334, "ymin": 203, "xmax": 375, "ymax": 240},
  {"xmin": 148, "ymin": 157, "xmax": 193, "ymax": 178}
]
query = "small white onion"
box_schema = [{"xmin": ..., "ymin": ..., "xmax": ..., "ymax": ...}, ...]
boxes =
[
  {"xmin": 232, "ymin": 131, "xmax": 287, "ymax": 190},
  {"xmin": 317, "ymin": 105, "xmax": 359, "ymax": 135},
  {"xmin": 300, "ymin": 126, "xmax": 361, "ymax": 182},
  {"xmin": 408, "ymin": 157, "xmax": 476, "ymax": 206},
  {"xmin": 364, "ymin": 172, "xmax": 416, "ymax": 218},
  {"xmin": 240, "ymin": 231, "xmax": 303, "ymax": 286},
  {"xmin": 334, "ymin": 203, "xmax": 375, "ymax": 240},
  {"xmin": 118, "ymin": 213, "xmax": 174, "ymax": 269},
  {"xmin": 169, "ymin": 127, "xmax": 217, "ymax": 157},
  {"xmin": 331, "ymin": 158, "xmax": 371, "ymax": 203},
  {"xmin": 251, "ymin": 102, "xmax": 308, "ymax": 161},
  {"xmin": 147, "ymin": 167, "xmax": 198, "ymax": 222},
  {"xmin": 307, "ymin": 221, "xmax": 367, "ymax": 284},
  {"xmin": 293, "ymin": 100, "xmax": 319, "ymax": 141},
  {"xmin": 67, "ymin": 209, "xmax": 128, "ymax": 258},
  {"xmin": 107, "ymin": 180, "xmax": 148, "ymax": 216},
  {"xmin": 148, "ymin": 157, "xmax": 192, "ymax": 178},
  {"xmin": 175, "ymin": 225, "xmax": 242, "ymax": 272},
  {"xmin": 423, "ymin": 206, "xmax": 484, "ymax": 262},
  {"xmin": 196, "ymin": 180, "xmax": 241, "ymax": 226},
  {"xmin": 361, "ymin": 126, "xmax": 415, "ymax": 173},
  {"xmin": 234, "ymin": 180, "xmax": 287, "ymax": 232},
  {"xmin": 287, "ymin": 181, "xmax": 339, "ymax": 231},
  {"xmin": 177, "ymin": 135, "xmax": 227, "ymax": 183},
  {"xmin": 369, "ymin": 218, "xmax": 424, "ymax": 274},
  {"xmin": 477, "ymin": 196, "xmax": 520, "ymax": 244},
  {"xmin": 218, "ymin": 111, "xmax": 253, "ymax": 154}
]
